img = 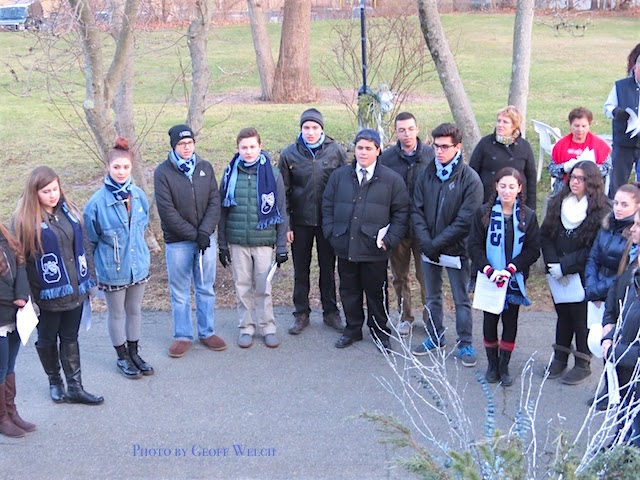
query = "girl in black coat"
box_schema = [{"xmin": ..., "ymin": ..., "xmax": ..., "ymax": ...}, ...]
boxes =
[
  {"xmin": 468, "ymin": 167, "xmax": 540, "ymax": 386},
  {"xmin": 541, "ymin": 161, "xmax": 610, "ymax": 385},
  {"xmin": 0, "ymin": 222, "xmax": 33, "ymax": 437}
]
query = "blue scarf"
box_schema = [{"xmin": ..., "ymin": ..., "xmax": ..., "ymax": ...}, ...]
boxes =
[
  {"xmin": 35, "ymin": 202, "xmax": 95, "ymax": 300},
  {"xmin": 630, "ymin": 244, "xmax": 639, "ymax": 263},
  {"xmin": 435, "ymin": 150, "xmax": 461, "ymax": 182},
  {"xmin": 170, "ymin": 150, "xmax": 196, "ymax": 180},
  {"xmin": 221, "ymin": 152, "xmax": 283, "ymax": 230},
  {"xmin": 104, "ymin": 175, "xmax": 132, "ymax": 202},
  {"xmin": 300, "ymin": 131, "xmax": 325, "ymax": 157},
  {"xmin": 486, "ymin": 198, "xmax": 530, "ymax": 308}
]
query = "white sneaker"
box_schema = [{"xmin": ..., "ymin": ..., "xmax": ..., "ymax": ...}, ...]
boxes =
[{"xmin": 397, "ymin": 320, "xmax": 412, "ymax": 337}]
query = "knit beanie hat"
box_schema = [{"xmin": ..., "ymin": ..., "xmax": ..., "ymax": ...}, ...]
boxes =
[
  {"xmin": 168, "ymin": 124, "xmax": 195, "ymax": 149},
  {"xmin": 354, "ymin": 128, "xmax": 381, "ymax": 148},
  {"xmin": 299, "ymin": 108, "xmax": 324, "ymax": 130}
]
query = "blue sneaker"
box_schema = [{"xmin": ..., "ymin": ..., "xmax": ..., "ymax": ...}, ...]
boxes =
[
  {"xmin": 412, "ymin": 337, "xmax": 445, "ymax": 356},
  {"xmin": 456, "ymin": 345, "xmax": 477, "ymax": 367}
]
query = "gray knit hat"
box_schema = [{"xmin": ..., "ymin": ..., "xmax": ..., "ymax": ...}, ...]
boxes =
[{"xmin": 299, "ymin": 108, "xmax": 324, "ymax": 129}]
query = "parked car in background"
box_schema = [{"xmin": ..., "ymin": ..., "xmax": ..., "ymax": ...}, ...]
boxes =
[{"xmin": 0, "ymin": 0, "xmax": 43, "ymax": 31}]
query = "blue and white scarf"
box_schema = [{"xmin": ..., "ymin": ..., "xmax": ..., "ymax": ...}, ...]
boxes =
[
  {"xmin": 35, "ymin": 202, "xmax": 95, "ymax": 300},
  {"xmin": 221, "ymin": 152, "xmax": 283, "ymax": 230},
  {"xmin": 170, "ymin": 149, "xmax": 196, "ymax": 180},
  {"xmin": 300, "ymin": 131, "xmax": 325, "ymax": 157},
  {"xmin": 104, "ymin": 175, "xmax": 132, "ymax": 202},
  {"xmin": 486, "ymin": 197, "xmax": 530, "ymax": 308},
  {"xmin": 435, "ymin": 150, "xmax": 461, "ymax": 182}
]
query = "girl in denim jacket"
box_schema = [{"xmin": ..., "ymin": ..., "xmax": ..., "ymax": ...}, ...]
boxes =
[{"xmin": 84, "ymin": 138, "xmax": 153, "ymax": 379}]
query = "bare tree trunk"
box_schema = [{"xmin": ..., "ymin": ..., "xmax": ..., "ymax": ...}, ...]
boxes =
[
  {"xmin": 247, "ymin": 0, "xmax": 275, "ymax": 100},
  {"xmin": 271, "ymin": 0, "xmax": 316, "ymax": 103},
  {"xmin": 186, "ymin": 0, "xmax": 214, "ymax": 136},
  {"xmin": 508, "ymin": 0, "xmax": 534, "ymax": 137},
  {"xmin": 417, "ymin": 0, "xmax": 480, "ymax": 158}
]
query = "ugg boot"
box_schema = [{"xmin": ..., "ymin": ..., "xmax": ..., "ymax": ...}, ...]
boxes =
[
  {"xmin": 127, "ymin": 341, "xmax": 154, "ymax": 376},
  {"xmin": 0, "ymin": 383, "xmax": 25, "ymax": 438},
  {"xmin": 547, "ymin": 343, "xmax": 571, "ymax": 379},
  {"xmin": 485, "ymin": 346, "xmax": 500, "ymax": 383},
  {"xmin": 60, "ymin": 342, "xmax": 104, "ymax": 405},
  {"xmin": 561, "ymin": 350, "xmax": 591, "ymax": 385},
  {"xmin": 498, "ymin": 350, "xmax": 513, "ymax": 387},
  {"xmin": 115, "ymin": 344, "xmax": 142, "ymax": 379},
  {"xmin": 4, "ymin": 373, "xmax": 35, "ymax": 432},
  {"xmin": 35, "ymin": 343, "xmax": 66, "ymax": 403}
]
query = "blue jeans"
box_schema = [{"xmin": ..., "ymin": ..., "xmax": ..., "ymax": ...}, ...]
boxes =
[
  {"xmin": 0, "ymin": 331, "xmax": 20, "ymax": 383},
  {"xmin": 422, "ymin": 260, "xmax": 473, "ymax": 348},
  {"xmin": 165, "ymin": 235, "xmax": 217, "ymax": 341}
]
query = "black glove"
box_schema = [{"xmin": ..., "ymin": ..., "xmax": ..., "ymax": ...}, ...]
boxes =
[
  {"xmin": 276, "ymin": 252, "xmax": 288, "ymax": 267},
  {"xmin": 613, "ymin": 107, "xmax": 630, "ymax": 122},
  {"xmin": 196, "ymin": 232, "xmax": 211, "ymax": 253},
  {"xmin": 219, "ymin": 248, "xmax": 231, "ymax": 268}
]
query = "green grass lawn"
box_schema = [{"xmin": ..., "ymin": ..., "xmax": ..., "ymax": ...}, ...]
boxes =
[{"xmin": 0, "ymin": 12, "xmax": 636, "ymax": 309}]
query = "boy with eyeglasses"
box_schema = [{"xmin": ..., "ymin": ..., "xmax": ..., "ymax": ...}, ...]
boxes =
[{"xmin": 411, "ymin": 123, "xmax": 483, "ymax": 367}]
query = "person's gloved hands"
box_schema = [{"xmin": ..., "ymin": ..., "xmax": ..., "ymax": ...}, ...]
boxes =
[
  {"xmin": 219, "ymin": 248, "xmax": 231, "ymax": 268},
  {"xmin": 563, "ymin": 158, "xmax": 579, "ymax": 173},
  {"xmin": 276, "ymin": 252, "xmax": 288, "ymax": 267},
  {"xmin": 483, "ymin": 266, "xmax": 500, "ymax": 282},
  {"xmin": 613, "ymin": 107, "xmax": 630, "ymax": 123},
  {"xmin": 196, "ymin": 232, "xmax": 211, "ymax": 253},
  {"xmin": 547, "ymin": 263, "xmax": 563, "ymax": 280}
]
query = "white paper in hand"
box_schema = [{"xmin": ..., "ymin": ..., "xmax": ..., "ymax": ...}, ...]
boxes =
[
  {"xmin": 376, "ymin": 224, "xmax": 390, "ymax": 248},
  {"xmin": 546, "ymin": 274, "xmax": 585, "ymax": 304},
  {"xmin": 625, "ymin": 107, "xmax": 640, "ymax": 138},
  {"xmin": 16, "ymin": 297, "xmax": 39, "ymax": 346},
  {"xmin": 265, "ymin": 261, "xmax": 278, "ymax": 288},
  {"xmin": 80, "ymin": 298, "xmax": 92, "ymax": 331},
  {"xmin": 576, "ymin": 147, "xmax": 595, "ymax": 163},
  {"xmin": 472, "ymin": 272, "xmax": 507, "ymax": 315}
]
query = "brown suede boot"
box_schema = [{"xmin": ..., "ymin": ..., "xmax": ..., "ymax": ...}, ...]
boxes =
[
  {"xmin": 0, "ymin": 383, "xmax": 25, "ymax": 438},
  {"xmin": 4, "ymin": 373, "xmax": 35, "ymax": 432}
]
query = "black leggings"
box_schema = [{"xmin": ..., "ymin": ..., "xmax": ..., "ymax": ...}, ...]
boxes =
[
  {"xmin": 554, "ymin": 301, "xmax": 589, "ymax": 355},
  {"xmin": 36, "ymin": 305, "xmax": 83, "ymax": 348},
  {"xmin": 483, "ymin": 304, "xmax": 521, "ymax": 345}
]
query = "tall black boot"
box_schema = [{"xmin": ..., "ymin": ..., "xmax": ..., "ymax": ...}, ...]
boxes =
[
  {"xmin": 561, "ymin": 350, "xmax": 591, "ymax": 385},
  {"xmin": 115, "ymin": 344, "xmax": 142, "ymax": 379},
  {"xmin": 35, "ymin": 344, "xmax": 66, "ymax": 403},
  {"xmin": 60, "ymin": 342, "xmax": 104, "ymax": 405},
  {"xmin": 127, "ymin": 341, "xmax": 154, "ymax": 376},
  {"xmin": 485, "ymin": 347, "xmax": 499, "ymax": 383},
  {"xmin": 499, "ymin": 349, "xmax": 513, "ymax": 387}
]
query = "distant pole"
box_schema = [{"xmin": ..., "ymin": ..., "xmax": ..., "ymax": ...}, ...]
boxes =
[{"xmin": 358, "ymin": 0, "xmax": 367, "ymax": 97}]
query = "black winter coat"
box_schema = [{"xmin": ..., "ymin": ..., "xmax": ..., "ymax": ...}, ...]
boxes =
[
  {"xmin": 322, "ymin": 162, "xmax": 409, "ymax": 262},
  {"xmin": 278, "ymin": 135, "xmax": 347, "ymax": 227},
  {"xmin": 468, "ymin": 203, "xmax": 540, "ymax": 279},
  {"xmin": 0, "ymin": 233, "xmax": 29, "ymax": 327},
  {"xmin": 585, "ymin": 213, "xmax": 633, "ymax": 302},
  {"xmin": 411, "ymin": 160, "xmax": 483, "ymax": 259},
  {"xmin": 154, "ymin": 153, "xmax": 221, "ymax": 244},
  {"xmin": 380, "ymin": 138, "xmax": 435, "ymax": 238},
  {"xmin": 469, "ymin": 133, "xmax": 537, "ymax": 209}
]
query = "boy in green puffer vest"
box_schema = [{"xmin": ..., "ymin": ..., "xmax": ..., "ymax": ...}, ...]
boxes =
[{"xmin": 218, "ymin": 128, "xmax": 289, "ymax": 349}]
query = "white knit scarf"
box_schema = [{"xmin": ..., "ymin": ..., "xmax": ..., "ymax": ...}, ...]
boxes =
[{"xmin": 560, "ymin": 194, "xmax": 588, "ymax": 230}]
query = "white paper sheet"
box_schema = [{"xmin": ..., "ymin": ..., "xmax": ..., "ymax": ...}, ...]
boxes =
[
  {"xmin": 546, "ymin": 273, "xmax": 585, "ymax": 304},
  {"xmin": 607, "ymin": 361, "xmax": 620, "ymax": 406},
  {"xmin": 576, "ymin": 147, "xmax": 596, "ymax": 163},
  {"xmin": 472, "ymin": 272, "xmax": 507, "ymax": 315},
  {"xmin": 587, "ymin": 323, "xmax": 603, "ymax": 358},
  {"xmin": 420, "ymin": 253, "xmax": 462, "ymax": 270},
  {"xmin": 16, "ymin": 297, "xmax": 39, "ymax": 346},
  {"xmin": 265, "ymin": 261, "xmax": 278, "ymax": 287},
  {"xmin": 587, "ymin": 301, "xmax": 605, "ymax": 328},
  {"xmin": 625, "ymin": 107, "xmax": 640, "ymax": 139},
  {"xmin": 80, "ymin": 298, "xmax": 92, "ymax": 331},
  {"xmin": 376, "ymin": 224, "xmax": 390, "ymax": 248}
]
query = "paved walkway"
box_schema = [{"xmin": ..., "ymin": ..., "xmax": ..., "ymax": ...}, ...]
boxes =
[{"xmin": 1, "ymin": 307, "xmax": 602, "ymax": 479}]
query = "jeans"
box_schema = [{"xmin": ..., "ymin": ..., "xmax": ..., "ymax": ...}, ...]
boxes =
[
  {"xmin": 37, "ymin": 305, "xmax": 83, "ymax": 347},
  {"xmin": 422, "ymin": 260, "xmax": 473, "ymax": 348},
  {"xmin": 0, "ymin": 331, "xmax": 20, "ymax": 383},
  {"xmin": 165, "ymin": 235, "xmax": 217, "ymax": 341},
  {"xmin": 291, "ymin": 225, "xmax": 338, "ymax": 317}
]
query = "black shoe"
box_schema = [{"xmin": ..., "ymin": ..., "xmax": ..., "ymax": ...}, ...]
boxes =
[
  {"xmin": 127, "ymin": 341, "xmax": 154, "ymax": 376},
  {"xmin": 288, "ymin": 313, "xmax": 310, "ymax": 335},
  {"xmin": 60, "ymin": 342, "xmax": 104, "ymax": 406},
  {"xmin": 115, "ymin": 344, "xmax": 142, "ymax": 379},
  {"xmin": 335, "ymin": 335, "xmax": 362, "ymax": 349},
  {"xmin": 378, "ymin": 338, "xmax": 392, "ymax": 353},
  {"xmin": 35, "ymin": 344, "xmax": 66, "ymax": 403},
  {"xmin": 499, "ymin": 350, "xmax": 513, "ymax": 387}
]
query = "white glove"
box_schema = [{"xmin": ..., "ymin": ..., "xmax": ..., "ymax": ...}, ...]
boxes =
[
  {"xmin": 496, "ymin": 269, "xmax": 511, "ymax": 281},
  {"xmin": 563, "ymin": 158, "xmax": 579, "ymax": 173},
  {"xmin": 548, "ymin": 263, "xmax": 563, "ymax": 280}
]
